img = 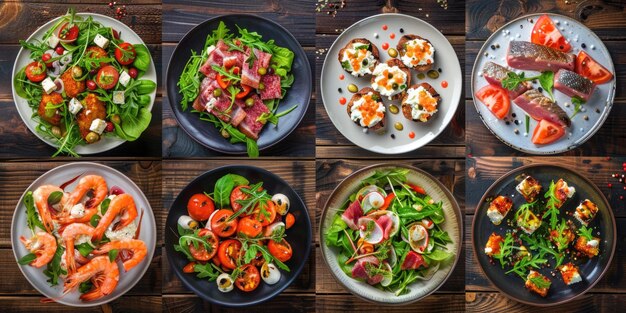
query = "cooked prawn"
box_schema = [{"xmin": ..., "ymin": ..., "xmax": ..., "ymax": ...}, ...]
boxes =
[
  {"xmin": 63, "ymin": 256, "xmax": 119, "ymax": 302},
  {"xmin": 62, "ymin": 175, "xmax": 108, "ymax": 211},
  {"xmin": 61, "ymin": 223, "xmax": 95, "ymax": 275},
  {"xmin": 33, "ymin": 185, "xmax": 64, "ymax": 233},
  {"xmin": 19, "ymin": 232, "xmax": 57, "ymax": 268},
  {"xmin": 92, "ymin": 194, "xmax": 137, "ymax": 242},
  {"xmin": 93, "ymin": 239, "xmax": 147, "ymax": 272}
]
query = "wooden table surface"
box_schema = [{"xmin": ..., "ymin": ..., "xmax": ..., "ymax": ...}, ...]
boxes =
[
  {"xmin": 466, "ymin": 0, "xmax": 626, "ymax": 157},
  {"xmin": 465, "ymin": 156, "xmax": 626, "ymax": 311},
  {"xmin": 161, "ymin": 0, "xmax": 316, "ymax": 158},
  {"xmin": 0, "ymin": 1, "xmax": 163, "ymax": 159},
  {"xmin": 0, "ymin": 160, "xmax": 163, "ymax": 312}
]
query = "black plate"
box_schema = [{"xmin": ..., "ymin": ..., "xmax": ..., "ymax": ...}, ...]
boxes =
[
  {"xmin": 164, "ymin": 165, "xmax": 312, "ymax": 307},
  {"xmin": 166, "ymin": 14, "xmax": 312, "ymax": 155},
  {"xmin": 472, "ymin": 164, "xmax": 616, "ymax": 306}
]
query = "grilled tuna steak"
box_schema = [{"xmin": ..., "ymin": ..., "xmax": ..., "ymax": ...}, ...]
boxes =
[
  {"xmin": 507, "ymin": 41, "xmax": 575, "ymax": 72},
  {"xmin": 514, "ymin": 89, "xmax": 571, "ymax": 127},
  {"xmin": 482, "ymin": 61, "xmax": 531, "ymax": 98},
  {"xmin": 554, "ymin": 69, "xmax": 596, "ymax": 101}
]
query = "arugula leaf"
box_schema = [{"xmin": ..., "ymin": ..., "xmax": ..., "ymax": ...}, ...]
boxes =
[
  {"xmin": 43, "ymin": 244, "xmax": 66, "ymax": 286},
  {"xmin": 24, "ymin": 191, "xmax": 45, "ymax": 232},
  {"xmin": 493, "ymin": 232, "xmax": 515, "ymax": 268},
  {"xmin": 501, "ymin": 71, "xmax": 554, "ymax": 101},
  {"xmin": 525, "ymin": 114, "xmax": 530, "ymax": 134},
  {"xmin": 193, "ymin": 262, "xmax": 221, "ymax": 280},
  {"xmin": 530, "ymin": 275, "xmax": 551, "ymax": 289},
  {"xmin": 578, "ymin": 225, "xmax": 595, "ymax": 241},
  {"xmin": 18, "ymin": 253, "xmax": 37, "ymax": 265},
  {"xmin": 538, "ymin": 71, "xmax": 555, "ymax": 101},
  {"xmin": 542, "ymin": 181, "xmax": 561, "ymax": 229}
]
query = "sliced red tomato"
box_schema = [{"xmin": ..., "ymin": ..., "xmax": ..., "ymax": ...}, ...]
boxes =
[
  {"xmin": 188, "ymin": 229, "xmax": 219, "ymax": 261},
  {"xmin": 237, "ymin": 216, "xmax": 263, "ymax": 238},
  {"xmin": 251, "ymin": 201, "xmax": 276, "ymax": 226},
  {"xmin": 531, "ymin": 15, "xmax": 571, "ymax": 53},
  {"xmin": 576, "ymin": 51, "xmax": 613, "ymax": 84},
  {"xmin": 400, "ymin": 251, "xmax": 427, "ymax": 270},
  {"xmin": 183, "ymin": 262, "xmax": 196, "ymax": 273},
  {"xmin": 216, "ymin": 73, "xmax": 230, "ymax": 89},
  {"xmin": 187, "ymin": 193, "xmax": 215, "ymax": 221},
  {"xmin": 57, "ymin": 22, "xmax": 79, "ymax": 43},
  {"xmin": 24, "ymin": 61, "xmax": 47, "ymax": 82},
  {"xmin": 235, "ymin": 264, "xmax": 261, "ymax": 292},
  {"xmin": 268, "ymin": 238, "xmax": 293, "ymax": 262},
  {"xmin": 235, "ymin": 84, "xmax": 252, "ymax": 99},
  {"xmin": 531, "ymin": 119, "xmax": 565, "ymax": 145},
  {"xmin": 230, "ymin": 185, "xmax": 249, "ymax": 213},
  {"xmin": 95, "ymin": 65, "xmax": 119, "ymax": 90},
  {"xmin": 475, "ymin": 85, "xmax": 510, "ymax": 119},
  {"xmin": 217, "ymin": 239, "xmax": 242, "ymax": 270},
  {"xmin": 114, "ymin": 42, "xmax": 137, "ymax": 65},
  {"xmin": 210, "ymin": 209, "xmax": 238, "ymax": 238}
]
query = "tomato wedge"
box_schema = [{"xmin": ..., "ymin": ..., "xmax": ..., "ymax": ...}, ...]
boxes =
[
  {"xmin": 210, "ymin": 209, "xmax": 238, "ymax": 238},
  {"xmin": 217, "ymin": 239, "xmax": 242, "ymax": 270},
  {"xmin": 237, "ymin": 216, "xmax": 263, "ymax": 238},
  {"xmin": 187, "ymin": 193, "xmax": 215, "ymax": 221},
  {"xmin": 531, "ymin": 15, "xmax": 571, "ymax": 53},
  {"xmin": 235, "ymin": 264, "xmax": 261, "ymax": 292},
  {"xmin": 576, "ymin": 51, "xmax": 613, "ymax": 84},
  {"xmin": 183, "ymin": 262, "xmax": 196, "ymax": 273},
  {"xmin": 268, "ymin": 238, "xmax": 293, "ymax": 262},
  {"xmin": 95, "ymin": 65, "xmax": 119, "ymax": 90},
  {"xmin": 188, "ymin": 229, "xmax": 219, "ymax": 261},
  {"xmin": 475, "ymin": 85, "xmax": 510, "ymax": 119},
  {"xmin": 114, "ymin": 42, "xmax": 137, "ymax": 65},
  {"xmin": 531, "ymin": 119, "xmax": 565, "ymax": 145},
  {"xmin": 24, "ymin": 61, "xmax": 47, "ymax": 82}
]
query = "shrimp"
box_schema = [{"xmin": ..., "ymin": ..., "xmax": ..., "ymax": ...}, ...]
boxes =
[
  {"xmin": 93, "ymin": 239, "xmax": 147, "ymax": 272},
  {"xmin": 19, "ymin": 232, "xmax": 57, "ymax": 268},
  {"xmin": 32, "ymin": 185, "xmax": 65, "ymax": 233},
  {"xmin": 63, "ymin": 256, "xmax": 119, "ymax": 302},
  {"xmin": 61, "ymin": 223, "xmax": 95, "ymax": 275},
  {"xmin": 92, "ymin": 194, "xmax": 137, "ymax": 242},
  {"xmin": 62, "ymin": 175, "xmax": 108, "ymax": 211}
]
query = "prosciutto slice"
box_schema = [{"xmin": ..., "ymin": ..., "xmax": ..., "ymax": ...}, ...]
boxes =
[
  {"xmin": 375, "ymin": 214, "xmax": 393, "ymax": 240},
  {"xmin": 341, "ymin": 200, "xmax": 363, "ymax": 230}
]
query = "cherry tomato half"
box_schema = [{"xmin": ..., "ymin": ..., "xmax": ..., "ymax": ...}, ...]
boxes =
[
  {"xmin": 129, "ymin": 68, "xmax": 138, "ymax": 79},
  {"xmin": 235, "ymin": 264, "xmax": 261, "ymax": 292},
  {"xmin": 237, "ymin": 216, "xmax": 263, "ymax": 238},
  {"xmin": 230, "ymin": 185, "xmax": 250, "ymax": 213},
  {"xmin": 268, "ymin": 238, "xmax": 293, "ymax": 262},
  {"xmin": 188, "ymin": 229, "xmax": 219, "ymax": 261},
  {"xmin": 95, "ymin": 65, "xmax": 119, "ymax": 90},
  {"xmin": 57, "ymin": 22, "xmax": 79, "ymax": 43},
  {"xmin": 42, "ymin": 53, "xmax": 53, "ymax": 67},
  {"xmin": 114, "ymin": 42, "xmax": 137, "ymax": 66},
  {"xmin": 183, "ymin": 262, "xmax": 196, "ymax": 273},
  {"xmin": 217, "ymin": 239, "xmax": 242, "ymax": 270},
  {"xmin": 210, "ymin": 209, "xmax": 238, "ymax": 238},
  {"xmin": 24, "ymin": 61, "xmax": 47, "ymax": 83},
  {"xmin": 187, "ymin": 193, "xmax": 215, "ymax": 221},
  {"xmin": 285, "ymin": 213, "xmax": 295, "ymax": 229},
  {"xmin": 252, "ymin": 201, "xmax": 276, "ymax": 226}
]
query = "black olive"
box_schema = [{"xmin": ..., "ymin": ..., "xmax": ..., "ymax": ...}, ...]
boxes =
[
  {"xmin": 399, "ymin": 28, "xmax": 404, "ymax": 33},
  {"xmin": 338, "ymin": 88, "xmax": 342, "ymax": 93},
  {"xmin": 387, "ymin": 73, "xmax": 393, "ymax": 79},
  {"xmin": 391, "ymin": 134, "xmax": 395, "ymax": 139},
  {"xmin": 581, "ymin": 43, "xmax": 587, "ymax": 49}
]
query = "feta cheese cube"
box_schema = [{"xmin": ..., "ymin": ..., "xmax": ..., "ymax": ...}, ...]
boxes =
[
  {"xmin": 93, "ymin": 34, "xmax": 109, "ymax": 49},
  {"xmin": 89, "ymin": 118, "xmax": 107, "ymax": 134},
  {"xmin": 205, "ymin": 97, "xmax": 217, "ymax": 111},
  {"xmin": 41, "ymin": 77, "xmax": 57, "ymax": 94},
  {"xmin": 68, "ymin": 98, "xmax": 83, "ymax": 115},
  {"xmin": 113, "ymin": 91, "xmax": 125, "ymax": 104},
  {"xmin": 47, "ymin": 34, "xmax": 60, "ymax": 49},
  {"xmin": 119, "ymin": 71, "xmax": 131, "ymax": 86}
]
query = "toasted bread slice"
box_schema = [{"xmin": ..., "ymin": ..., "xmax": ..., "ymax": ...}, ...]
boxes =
[
  {"xmin": 370, "ymin": 59, "xmax": 411, "ymax": 100},
  {"xmin": 397, "ymin": 34, "xmax": 435, "ymax": 72},
  {"xmin": 338, "ymin": 38, "xmax": 380, "ymax": 76},
  {"xmin": 401, "ymin": 83, "xmax": 441, "ymax": 122},
  {"xmin": 346, "ymin": 87, "xmax": 386, "ymax": 132}
]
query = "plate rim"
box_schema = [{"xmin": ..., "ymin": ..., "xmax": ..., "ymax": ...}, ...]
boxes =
[
  {"xmin": 470, "ymin": 12, "xmax": 617, "ymax": 155},
  {"xmin": 164, "ymin": 164, "xmax": 313, "ymax": 307},
  {"xmin": 165, "ymin": 13, "xmax": 312, "ymax": 155},
  {"xmin": 320, "ymin": 12, "xmax": 462, "ymax": 154},
  {"xmin": 10, "ymin": 12, "xmax": 157, "ymax": 155},
  {"xmin": 10, "ymin": 161, "xmax": 157, "ymax": 307},
  {"xmin": 470, "ymin": 163, "xmax": 617, "ymax": 306},
  {"xmin": 318, "ymin": 163, "xmax": 463, "ymax": 305}
]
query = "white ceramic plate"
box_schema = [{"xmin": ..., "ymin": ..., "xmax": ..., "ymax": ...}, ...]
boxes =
[
  {"xmin": 11, "ymin": 13, "xmax": 157, "ymax": 155},
  {"xmin": 319, "ymin": 164, "xmax": 462, "ymax": 305},
  {"xmin": 471, "ymin": 13, "xmax": 616, "ymax": 154},
  {"xmin": 320, "ymin": 13, "xmax": 462, "ymax": 154},
  {"xmin": 11, "ymin": 162, "xmax": 157, "ymax": 307}
]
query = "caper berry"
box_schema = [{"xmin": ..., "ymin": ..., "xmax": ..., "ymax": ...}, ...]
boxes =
[
  {"xmin": 417, "ymin": 73, "xmax": 425, "ymax": 80},
  {"xmin": 257, "ymin": 67, "xmax": 267, "ymax": 75},
  {"xmin": 427, "ymin": 70, "xmax": 439, "ymax": 79},
  {"xmin": 85, "ymin": 132, "xmax": 100, "ymax": 143},
  {"xmin": 347, "ymin": 84, "xmax": 358, "ymax": 93},
  {"xmin": 51, "ymin": 126, "xmax": 62, "ymax": 137},
  {"xmin": 71, "ymin": 66, "xmax": 83, "ymax": 79},
  {"xmin": 388, "ymin": 48, "xmax": 398, "ymax": 58},
  {"xmin": 221, "ymin": 129, "xmax": 230, "ymax": 139},
  {"xmin": 110, "ymin": 114, "xmax": 121, "ymax": 125},
  {"xmin": 389, "ymin": 104, "xmax": 399, "ymax": 114},
  {"xmin": 258, "ymin": 83, "xmax": 265, "ymax": 90},
  {"xmin": 245, "ymin": 97, "xmax": 254, "ymax": 106},
  {"xmin": 213, "ymin": 88, "xmax": 222, "ymax": 97},
  {"xmin": 394, "ymin": 122, "xmax": 404, "ymax": 131}
]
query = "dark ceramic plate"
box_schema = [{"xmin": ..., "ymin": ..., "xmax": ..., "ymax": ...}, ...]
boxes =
[
  {"xmin": 164, "ymin": 165, "xmax": 312, "ymax": 307},
  {"xmin": 472, "ymin": 164, "xmax": 616, "ymax": 306},
  {"xmin": 166, "ymin": 14, "xmax": 311, "ymax": 155}
]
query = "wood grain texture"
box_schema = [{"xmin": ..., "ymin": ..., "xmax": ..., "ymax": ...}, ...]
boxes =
[
  {"xmin": 0, "ymin": 296, "xmax": 162, "ymax": 313},
  {"xmin": 163, "ymin": 293, "xmax": 315, "ymax": 313},
  {"xmin": 466, "ymin": 292, "xmax": 626, "ymax": 312},
  {"xmin": 316, "ymin": 293, "xmax": 465, "ymax": 312}
]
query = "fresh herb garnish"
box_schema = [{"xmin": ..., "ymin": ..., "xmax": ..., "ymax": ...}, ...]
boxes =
[{"xmin": 570, "ymin": 96, "xmax": 585, "ymax": 119}]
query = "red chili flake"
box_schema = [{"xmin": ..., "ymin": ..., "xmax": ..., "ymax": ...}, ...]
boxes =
[
  {"xmin": 408, "ymin": 131, "xmax": 415, "ymax": 139},
  {"xmin": 339, "ymin": 97, "xmax": 347, "ymax": 105},
  {"xmin": 390, "ymin": 33, "xmax": 396, "ymax": 39},
  {"xmin": 382, "ymin": 24, "xmax": 388, "ymax": 31},
  {"xmin": 441, "ymin": 80, "xmax": 448, "ymax": 88},
  {"xmin": 382, "ymin": 42, "xmax": 389, "ymax": 50},
  {"xmin": 339, "ymin": 74, "xmax": 345, "ymax": 80}
]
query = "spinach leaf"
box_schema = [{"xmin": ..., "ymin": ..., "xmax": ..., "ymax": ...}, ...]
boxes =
[
  {"xmin": 43, "ymin": 244, "xmax": 66, "ymax": 286},
  {"xmin": 132, "ymin": 44, "xmax": 151, "ymax": 72},
  {"xmin": 538, "ymin": 71, "xmax": 555, "ymax": 101},
  {"xmin": 76, "ymin": 242, "xmax": 94, "ymax": 257},
  {"xmin": 18, "ymin": 253, "xmax": 37, "ymax": 265},
  {"xmin": 115, "ymin": 107, "xmax": 152, "ymax": 141},
  {"xmin": 213, "ymin": 174, "xmax": 235, "ymax": 208},
  {"xmin": 24, "ymin": 191, "xmax": 45, "ymax": 232}
]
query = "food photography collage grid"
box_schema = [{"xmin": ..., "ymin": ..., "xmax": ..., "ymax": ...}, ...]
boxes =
[{"xmin": 0, "ymin": 0, "xmax": 624, "ymax": 312}]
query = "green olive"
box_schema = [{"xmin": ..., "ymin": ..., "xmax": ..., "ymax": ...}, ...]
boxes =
[
  {"xmin": 221, "ymin": 129, "xmax": 230, "ymax": 139},
  {"xmin": 258, "ymin": 83, "xmax": 265, "ymax": 90},
  {"xmin": 347, "ymin": 84, "xmax": 358, "ymax": 93},
  {"xmin": 245, "ymin": 97, "xmax": 254, "ymax": 107},
  {"xmin": 258, "ymin": 67, "xmax": 267, "ymax": 75},
  {"xmin": 45, "ymin": 108, "xmax": 55, "ymax": 118},
  {"xmin": 417, "ymin": 73, "xmax": 426, "ymax": 80},
  {"xmin": 71, "ymin": 66, "xmax": 83, "ymax": 79},
  {"xmin": 394, "ymin": 122, "xmax": 404, "ymax": 131},
  {"xmin": 389, "ymin": 104, "xmax": 399, "ymax": 114},
  {"xmin": 110, "ymin": 114, "xmax": 121, "ymax": 125},
  {"xmin": 427, "ymin": 70, "xmax": 439, "ymax": 79},
  {"xmin": 85, "ymin": 132, "xmax": 100, "ymax": 143},
  {"xmin": 51, "ymin": 126, "xmax": 62, "ymax": 137},
  {"xmin": 213, "ymin": 88, "xmax": 222, "ymax": 97},
  {"xmin": 388, "ymin": 48, "xmax": 398, "ymax": 58}
]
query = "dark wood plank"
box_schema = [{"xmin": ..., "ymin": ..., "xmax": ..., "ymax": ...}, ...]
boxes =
[
  {"xmin": 0, "ymin": 2, "xmax": 161, "ymax": 44},
  {"xmin": 0, "ymin": 161, "xmax": 163, "ymax": 247},
  {"xmin": 0, "ymin": 295, "xmax": 162, "ymax": 313},
  {"xmin": 163, "ymin": 293, "xmax": 315, "ymax": 313},
  {"xmin": 466, "ymin": 292, "xmax": 626, "ymax": 312},
  {"xmin": 467, "ymin": 0, "xmax": 626, "ymax": 41},
  {"xmin": 316, "ymin": 0, "xmax": 465, "ymax": 36},
  {"xmin": 315, "ymin": 145, "xmax": 466, "ymax": 159},
  {"xmin": 316, "ymin": 293, "xmax": 465, "ymax": 312},
  {"xmin": 162, "ymin": 0, "xmax": 315, "ymax": 46}
]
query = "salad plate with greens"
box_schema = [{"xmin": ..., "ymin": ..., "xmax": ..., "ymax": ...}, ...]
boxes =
[
  {"xmin": 320, "ymin": 164, "xmax": 462, "ymax": 305},
  {"xmin": 166, "ymin": 14, "xmax": 311, "ymax": 157},
  {"xmin": 11, "ymin": 9, "xmax": 157, "ymax": 157}
]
